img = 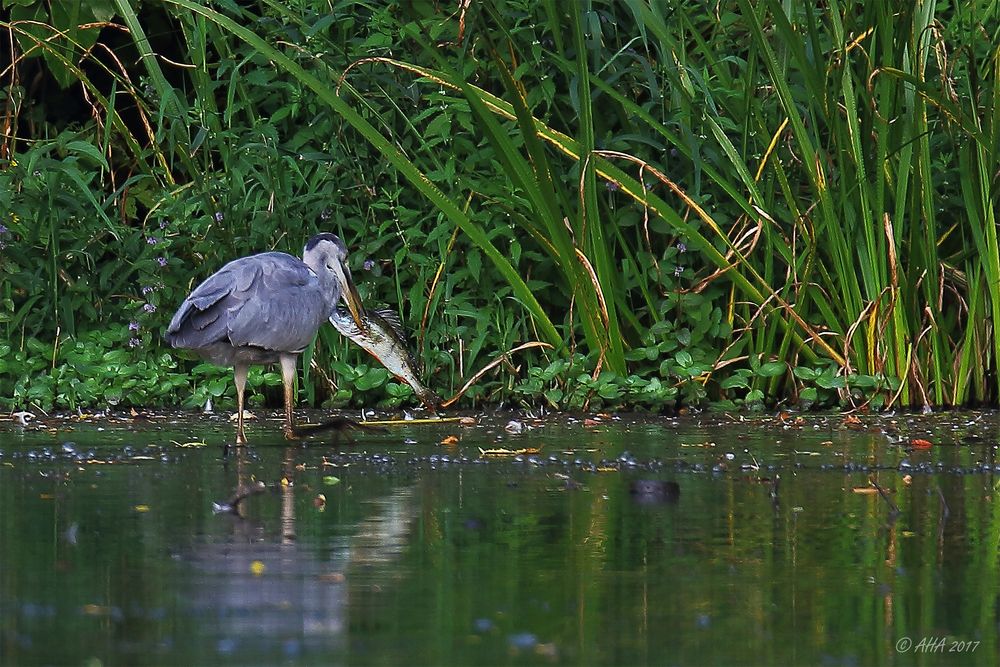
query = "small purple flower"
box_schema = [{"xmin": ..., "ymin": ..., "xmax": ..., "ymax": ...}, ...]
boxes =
[
  {"xmin": 128, "ymin": 337, "xmax": 141, "ymax": 348},
  {"xmin": 0, "ymin": 224, "xmax": 7, "ymax": 234},
  {"xmin": 677, "ymin": 242, "xmax": 687, "ymax": 253},
  {"xmin": 128, "ymin": 321, "xmax": 140, "ymax": 332},
  {"xmin": 320, "ymin": 208, "xmax": 332, "ymax": 221},
  {"xmin": 143, "ymin": 303, "xmax": 156, "ymax": 313},
  {"xmin": 674, "ymin": 265, "xmax": 684, "ymax": 277},
  {"xmin": 157, "ymin": 256, "xmax": 168, "ymax": 267},
  {"xmin": 363, "ymin": 258, "xmax": 375, "ymax": 271},
  {"xmin": 146, "ymin": 236, "xmax": 158, "ymax": 245},
  {"xmin": 141, "ymin": 286, "xmax": 154, "ymax": 295},
  {"xmin": 159, "ymin": 220, "xmax": 168, "ymax": 229},
  {"xmin": 214, "ymin": 211, "xmax": 224, "ymax": 222},
  {"xmin": 605, "ymin": 181, "xmax": 619, "ymax": 192}
]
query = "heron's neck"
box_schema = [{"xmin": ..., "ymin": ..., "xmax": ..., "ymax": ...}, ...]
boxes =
[{"xmin": 302, "ymin": 254, "xmax": 339, "ymax": 313}]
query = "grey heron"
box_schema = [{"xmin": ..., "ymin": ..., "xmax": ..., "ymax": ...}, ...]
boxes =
[{"xmin": 165, "ymin": 233, "xmax": 366, "ymax": 445}]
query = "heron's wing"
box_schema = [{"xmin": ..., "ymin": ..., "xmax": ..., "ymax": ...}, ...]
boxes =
[{"xmin": 166, "ymin": 252, "xmax": 328, "ymax": 352}]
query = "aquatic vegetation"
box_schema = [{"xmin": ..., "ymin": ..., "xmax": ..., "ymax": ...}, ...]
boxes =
[{"xmin": 1, "ymin": 1, "xmax": 996, "ymax": 411}]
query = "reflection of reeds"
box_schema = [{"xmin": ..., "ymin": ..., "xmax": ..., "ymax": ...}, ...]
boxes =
[{"xmin": 348, "ymin": 486, "xmax": 419, "ymax": 570}]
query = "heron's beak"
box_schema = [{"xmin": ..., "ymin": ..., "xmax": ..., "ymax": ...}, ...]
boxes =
[{"xmin": 334, "ymin": 259, "xmax": 367, "ymax": 332}]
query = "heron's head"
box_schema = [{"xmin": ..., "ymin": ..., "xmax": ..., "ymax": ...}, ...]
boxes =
[{"xmin": 304, "ymin": 233, "xmax": 366, "ymax": 330}]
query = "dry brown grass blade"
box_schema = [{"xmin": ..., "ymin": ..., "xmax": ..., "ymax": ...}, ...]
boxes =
[
  {"xmin": 420, "ymin": 224, "xmax": 461, "ymax": 349},
  {"xmin": 574, "ymin": 247, "xmax": 610, "ymax": 331},
  {"xmin": 439, "ymin": 341, "xmax": 553, "ymax": 408}
]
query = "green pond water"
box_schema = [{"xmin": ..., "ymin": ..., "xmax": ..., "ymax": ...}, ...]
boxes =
[{"xmin": 1, "ymin": 410, "xmax": 999, "ymax": 666}]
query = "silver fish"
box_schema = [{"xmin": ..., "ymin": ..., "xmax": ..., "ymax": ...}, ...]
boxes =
[{"xmin": 330, "ymin": 307, "xmax": 440, "ymax": 409}]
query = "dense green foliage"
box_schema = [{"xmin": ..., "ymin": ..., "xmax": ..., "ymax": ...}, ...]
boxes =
[{"xmin": 1, "ymin": 0, "xmax": 998, "ymax": 413}]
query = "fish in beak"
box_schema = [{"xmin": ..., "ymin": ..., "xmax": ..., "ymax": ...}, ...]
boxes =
[{"xmin": 332, "ymin": 257, "xmax": 367, "ymax": 332}]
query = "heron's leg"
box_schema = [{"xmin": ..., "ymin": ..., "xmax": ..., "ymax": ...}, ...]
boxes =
[
  {"xmin": 234, "ymin": 363, "xmax": 249, "ymax": 446},
  {"xmin": 279, "ymin": 353, "xmax": 298, "ymax": 440}
]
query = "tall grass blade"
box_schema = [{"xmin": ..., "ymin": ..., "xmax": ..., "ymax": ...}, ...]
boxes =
[{"xmin": 161, "ymin": 0, "xmax": 562, "ymax": 350}]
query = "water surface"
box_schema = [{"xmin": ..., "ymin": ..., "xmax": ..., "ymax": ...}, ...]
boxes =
[{"xmin": 1, "ymin": 410, "xmax": 998, "ymax": 665}]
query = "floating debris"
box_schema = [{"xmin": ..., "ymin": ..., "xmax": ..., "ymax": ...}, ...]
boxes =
[
  {"xmin": 213, "ymin": 481, "xmax": 267, "ymax": 514},
  {"xmin": 11, "ymin": 411, "xmax": 35, "ymax": 426},
  {"xmin": 504, "ymin": 420, "xmax": 524, "ymax": 434},
  {"xmin": 170, "ymin": 440, "xmax": 207, "ymax": 448},
  {"xmin": 479, "ymin": 447, "xmax": 541, "ymax": 457},
  {"xmin": 358, "ymin": 416, "xmax": 465, "ymax": 426}
]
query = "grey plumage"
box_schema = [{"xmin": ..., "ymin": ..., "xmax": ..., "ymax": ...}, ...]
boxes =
[
  {"xmin": 167, "ymin": 252, "xmax": 328, "ymax": 361},
  {"xmin": 165, "ymin": 233, "xmax": 366, "ymax": 444}
]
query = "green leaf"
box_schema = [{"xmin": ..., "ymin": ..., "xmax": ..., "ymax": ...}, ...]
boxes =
[
  {"xmin": 793, "ymin": 366, "xmax": 820, "ymax": 380},
  {"xmin": 849, "ymin": 374, "xmax": 878, "ymax": 389},
  {"xmin": 85, "ymin": 0, "xmax": 116, "ymax": 22},
  {"xmin": 757, "ymin": 362, "xmax": 787, "ymax": 378},
  {"xmin": 720, "ymin": 376, "xmax": 750, "ymax": 390},
  {"xmin": 597, "ymin": 383, "xmax": 623, "ymax": 400},
  {"xmin": 354, "ymin": 367, "xmax": 389, "ymax": 392},
  {"xmin": 64, "ymin": 141, "xmax": 109, "ymax": 169},
  {"xmin": 816, "ymin": 373, "xmax": 846, "ymax": 390}
]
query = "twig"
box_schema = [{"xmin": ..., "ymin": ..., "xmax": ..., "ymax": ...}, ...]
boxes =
[
  {"xmin": 226, "ymin": 481, "xmax": 267, "ymax": 511},
  {"xmin": 362, "ymin": 416, "xmax": 464, "ymax": 426},
  {"xmin": 295, "ymin": 417, "xmax": 389, "ymax": 436},
  {"xmin": 870, "ymin": 478, "xmax": 900, "ymax": 515},
  {"xmin": 440, "ymin": 341, "xmax": 553, "ymax": 408},
  {"xmin": 937, "ymin": 487, "xmax": 950, "ymax": 519}
]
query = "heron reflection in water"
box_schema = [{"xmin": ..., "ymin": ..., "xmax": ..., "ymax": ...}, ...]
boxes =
[{"xmin": 165, "ymin": 233, "xmax": 366, "ymax": 445}]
